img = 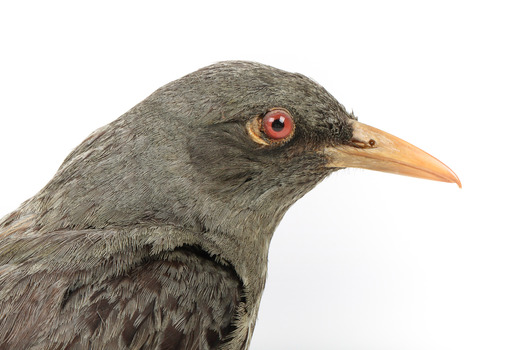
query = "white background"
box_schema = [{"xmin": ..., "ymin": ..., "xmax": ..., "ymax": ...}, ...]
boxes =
[{"xmin": 1, "ymin": 1, "xmax": 524, "ymax": 349}]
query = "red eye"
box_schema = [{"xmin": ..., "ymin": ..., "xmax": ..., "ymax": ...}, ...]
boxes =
[{"xmin": 262, "ymin": 109, "xmax": 295, "ymax": 140}]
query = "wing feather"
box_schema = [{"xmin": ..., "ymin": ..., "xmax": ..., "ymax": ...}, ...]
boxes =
[{"xmin": 0, "ymin": 243, "xmax": 242, "ymax": 350}]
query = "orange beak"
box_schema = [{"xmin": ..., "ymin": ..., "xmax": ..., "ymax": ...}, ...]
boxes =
[{"xmin": 324, "ymin": 120, "xmax": 461, "ymax": 187}]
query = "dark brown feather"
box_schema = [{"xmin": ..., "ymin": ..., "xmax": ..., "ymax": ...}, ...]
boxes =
[{"xmin": 0, "ymin": 239, "xmax": 242, "ymax": 349}]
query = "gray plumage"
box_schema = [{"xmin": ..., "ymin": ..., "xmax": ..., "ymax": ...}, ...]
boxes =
[{"xmin": 0, "ymin": 61, "xmax": 354, "ymax": 349}]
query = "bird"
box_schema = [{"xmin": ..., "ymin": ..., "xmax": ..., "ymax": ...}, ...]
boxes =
[{"xmin": 0, "ymin": 61, "xmax": 460, "ymax": 349}]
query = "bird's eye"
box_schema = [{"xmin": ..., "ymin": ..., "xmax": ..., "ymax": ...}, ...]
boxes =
[{"xmin": 262, "ymin": 109, "xmax": 295, "ymax": 140}]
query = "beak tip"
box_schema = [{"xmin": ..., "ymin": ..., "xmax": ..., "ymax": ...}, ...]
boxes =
[
  {"xmin": 447, "ymin": 169, "xmax": 462, "ymax": 189},
  {"xmin": 440, "ymin": 167, "xmax": 461, "ymax": 188}
]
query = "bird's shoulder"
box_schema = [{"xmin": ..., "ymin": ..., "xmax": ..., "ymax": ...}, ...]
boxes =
[
  {"xmin": 0, "ymin": 226, "xmax": 244, "ymax": 350},
  {"xmin": 62, "ymin": 246, "xmax": 243, "ymax": 349}
]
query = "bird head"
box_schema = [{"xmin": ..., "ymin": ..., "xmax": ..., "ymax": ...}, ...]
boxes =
[
  {"xmin": 157, "ymin": 61, "xmax": 460, "ymax": 234},
  {"xmin": 34, "ymin": 61, "xmax": 459, "ymax": 241}
]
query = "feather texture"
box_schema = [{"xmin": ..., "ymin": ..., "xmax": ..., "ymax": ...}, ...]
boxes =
[{"xmin": 0, "ymin": 224, "xmax": 243, "ymax": 349}]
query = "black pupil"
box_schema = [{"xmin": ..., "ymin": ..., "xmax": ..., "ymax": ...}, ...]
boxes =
[{"xmin": 271, "ymin": 117, "xmax": 285, "ymax": 132}]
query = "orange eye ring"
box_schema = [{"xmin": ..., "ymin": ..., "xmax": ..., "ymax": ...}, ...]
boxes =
[{"xmin": 262, "ymin": 109, "xmax": 295, "ymax": 140}]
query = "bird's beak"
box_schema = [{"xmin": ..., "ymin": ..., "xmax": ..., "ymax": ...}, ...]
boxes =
[{"xmin": 324, "ymin": 120, "xmax": 461, "ymax": 187}]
